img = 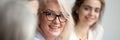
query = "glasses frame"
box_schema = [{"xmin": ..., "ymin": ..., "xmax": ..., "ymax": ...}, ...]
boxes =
[{"xmin": 41, "ymin": 9, "xmax": 67, "ymax": 23}]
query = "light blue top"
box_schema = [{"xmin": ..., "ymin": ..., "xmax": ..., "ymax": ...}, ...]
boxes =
[
  {"xmin": 34, "ymin": 31, "xmax": 59, "ymax": 40},
  {"xmin": 34, "ymin": 31, "xmax": 45, "ymax": 40}
]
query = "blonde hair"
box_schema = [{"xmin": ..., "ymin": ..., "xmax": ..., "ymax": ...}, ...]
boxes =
[{"xmin": 57, "ymin": 0, "xmax": 75, "ymax": 40}]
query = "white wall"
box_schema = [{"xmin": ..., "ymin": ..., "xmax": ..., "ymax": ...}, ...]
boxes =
[{"xmin": 102, "ymin": 0, "xmax": 120, "ymax": 40}]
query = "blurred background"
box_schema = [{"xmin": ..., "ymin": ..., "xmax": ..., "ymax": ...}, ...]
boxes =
[{"xmin": 102, "ymin": 0, "xmax": 120, "ymax": 40}]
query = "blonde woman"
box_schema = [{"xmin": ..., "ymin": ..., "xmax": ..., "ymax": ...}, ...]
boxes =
[{"xmin": 35, "ymin": 0, "xmax": 70, "ymax": 40}]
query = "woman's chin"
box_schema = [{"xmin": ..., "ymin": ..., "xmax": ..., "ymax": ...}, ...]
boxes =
[
  {"xmin": 49, "ymin": 31, "xmax": 61, "ymax": 37},
  {"xmin": 84, "ymin": 21, "xmax": 94, "ymax": 26}
]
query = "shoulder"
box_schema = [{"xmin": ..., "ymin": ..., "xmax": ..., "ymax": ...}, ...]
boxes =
[
  {"xmin": 93, "ymin": 25, "xmax": 104, "ymax": 33},
  {"xmin": 34, "ymin": 31, "xmax": 45, "ymax": 40},
  {"xmin": 90, "ymin": 24, "xmax": 104, "ymax": 40},
  {"xmin": 69, "ymin": 30, "xmax": 77, "ymax": 40}
]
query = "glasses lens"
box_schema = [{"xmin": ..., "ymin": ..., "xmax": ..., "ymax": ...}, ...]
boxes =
[
  {"xmin": 59, "ymin": 14, "xmax": 67, "ymax": 22},
  {"xmin": 43, "ymin": 9, "xmax": 67, "ymax": 22},
  {"xmin": 45, "ymin": 11, "xmax": 56, "ymax": 20}
]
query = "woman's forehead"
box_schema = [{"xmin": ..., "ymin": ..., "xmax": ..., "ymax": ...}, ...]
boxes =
[
  {"xmin": 82, "ymin": 0, "xmax": 101, "ymax": 9},
  {"xmin": 44, "ymin": 2, "xmax": 61, "ymax": 14}
]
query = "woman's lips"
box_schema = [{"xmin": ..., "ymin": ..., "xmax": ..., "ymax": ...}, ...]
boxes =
[
  {"xmin": 49, "ymin": 25, "xmax": 61, "ymax": 32},
  {"xmin": 49, "ymin": 25, "xmax": 61, "ymax": 29},
  {"xmin": 85, "ymin": 16, "xmax": 95, "ymax": 21}
]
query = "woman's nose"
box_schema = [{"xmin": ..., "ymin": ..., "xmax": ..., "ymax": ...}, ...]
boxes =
[
  {"xmin": 52, "ymin": 17, "xmax": 61, "ymax": 24},
  {"xmin": 89, "ymin": 10, "xmax": 95, "ymax": 16}
]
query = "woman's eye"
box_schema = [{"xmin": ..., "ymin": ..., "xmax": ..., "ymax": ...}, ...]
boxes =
[
  {"xmin": 84, "ymin": 7, "xmax": 90, "ymax": 11},
  {"xmin": 46, "ymin": 12, "xmax": 52, "ymax": 16},
  {"xmin": 46, "ymin": 12, "xmax": 56, "ymax": 17},
  {"xmin": 59, "ymin": 14, "xmax": 64, "ymax": 17},
  {"xmin": 95, "ymin": 9, "xmax": 100, "ymax": 13},
  {"xmin": 95, "ymin": 10, "xmax": 98, "ymax": 13}
]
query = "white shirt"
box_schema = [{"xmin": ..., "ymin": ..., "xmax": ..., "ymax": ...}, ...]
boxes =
[{"xmin": 69, "ymin": 25, "xmax": 104, "ymax": 40}]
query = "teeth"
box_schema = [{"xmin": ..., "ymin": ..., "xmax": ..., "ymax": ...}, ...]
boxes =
[
  {"xmin": 86, "ymin": 16, "xmax": 94, "ymax": 21},
  {"xmin": 49, "ymin": 25, "xmax": 58, "ymax": 29},
  {"xmin": 87, "ymin": 18, "xmax": 93, "ymax": 21},
  {"xmin": 88, "ymin": 18, "xmax": 92, "ymax": 20}
]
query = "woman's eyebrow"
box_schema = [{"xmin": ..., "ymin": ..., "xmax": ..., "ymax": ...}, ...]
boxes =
[
  {"xmin": 82, "ymin": 4, "xmax": 92, "ymax": 9},
  {"xmin": 45, "ymin": 9, "xmax": 54, "ymax": 11},
  {"xmin": 28, "ymin": 0, "xmax": 37, "ymax": 1},
  {"xmin": 83, "ymin": 4, "xmax": 101, "ymax": 10},
  {"xmin": 44, "ymin": 9, "xmax": 63, "ymax": 15},
  {"xmin": 44, "ymin": 9, "xmax": 55, "ymax": 13}
]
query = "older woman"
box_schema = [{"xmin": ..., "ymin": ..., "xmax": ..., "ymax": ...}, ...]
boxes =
[
  {"xmin": 71, "ymin": 0, "xmax": 105, "ymax": 40},
  {"xmin": 34, "ymin": 0, "xmax": 69, "ymax": 40}
]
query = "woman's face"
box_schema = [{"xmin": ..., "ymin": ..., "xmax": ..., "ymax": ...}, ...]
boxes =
[
  {"xmin": 77, "ymin": 0, "xmax": 101, "ymax": 26},
  {"xmin": 39, "ymin": 2, "xmax": 66, "ymax": 37}
]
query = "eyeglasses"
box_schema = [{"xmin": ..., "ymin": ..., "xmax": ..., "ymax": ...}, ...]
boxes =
[{"xmin": 41, "ymin": 9, "xmax": 67, "ymax": 23}]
